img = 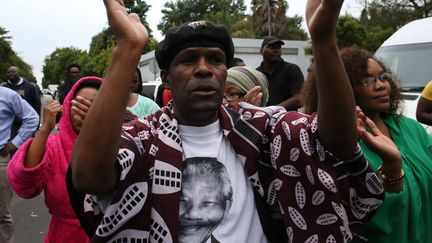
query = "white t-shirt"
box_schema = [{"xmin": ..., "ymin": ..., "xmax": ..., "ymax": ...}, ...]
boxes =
[{"xmin": 179, "ymin": 120, "xmax": 268, "ymax": 243}]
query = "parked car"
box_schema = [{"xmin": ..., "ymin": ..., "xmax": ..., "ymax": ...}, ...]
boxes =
[
  {"xmin": 375, "ymin": 17, "xmax": 432, "ymax": 134},
  {"xmin": 141, "ymin": 80, "xmax": 163, "ymax": 106}
]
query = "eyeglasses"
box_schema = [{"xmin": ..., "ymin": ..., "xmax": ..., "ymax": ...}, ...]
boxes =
[
  {"xmin": 359, "ymin": 73, "xmax": 391, "ymax": 86},
  {"xmin": 223, "ymin": 92, "xmax": 245, "ymax": 102}
]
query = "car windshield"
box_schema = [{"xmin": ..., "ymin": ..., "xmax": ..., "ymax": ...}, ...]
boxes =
[{"xmin": 375, "ymin": 42, "xmax": 432, "ymax": 92}]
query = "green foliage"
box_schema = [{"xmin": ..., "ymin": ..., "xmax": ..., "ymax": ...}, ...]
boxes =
[
  {"xmin": 89, "ymin": 28, "xmax": 115, "ymax": 57},
  {"xmin": 124, "ymin": 0, "xmax": 153, "ymax": 36},
  {"xmin": 373, "ymin": 0, "xmax": 432, "ymax": 19},
  {"xmin": 336, "ymin": 15, "xmax": 367, "ymax": 49},
  {"xmin": 366, "ymin": 1, "xmax": 411, "ymax": 31},
  {"xmin": 231, "ymin": 16, "xmax": 256, "ymax": 38},
  {"xmin": 158, "ymin": 0, "xmax": 247, "ymax": 35},
  {"xmin": 44, "ymin": 0, "xmax": 157, "ymax": 88},
  {"xmin": 279, "ymin": 15, "xmax": 308, "ymax": 40},
  {"xmin": 0, "ymin": 26, "xmax": 36, "ymax": 83},
  {"xmin": 335, "ymin": 14, "xmax": 395, "ymax": 53},
  {"xmin": 42, "ymin": 47, "xmax": 90, "ymax": 88},
  {"xmin": 363, "ymin": 28, "xmax": 395, "ymax": 52},
  {"xmin": 85, "ymin": 46, "xmax": 113, "ymax": 77},
  {"xmin": 144, "ymin": 38, "xmax": 160, "ymax": 54}
]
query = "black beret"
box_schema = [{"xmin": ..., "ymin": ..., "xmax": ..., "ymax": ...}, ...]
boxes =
[{"xmin": 155, "ymin": 21, "xmax": 234, "ymax": 69}]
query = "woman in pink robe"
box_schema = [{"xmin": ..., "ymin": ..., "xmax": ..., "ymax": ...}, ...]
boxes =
[{"xmin": 7, "ymin": 77, "xmax": 102, "ymax": 243}]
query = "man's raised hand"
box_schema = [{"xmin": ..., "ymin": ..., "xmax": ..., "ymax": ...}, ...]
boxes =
[
  {"xmin": 306, "ymin": 0, "xmax": 344, "ymax": 41},
  {"xmin": 103, "ymin": 0, "xmax": 149, "ymax": 50}
]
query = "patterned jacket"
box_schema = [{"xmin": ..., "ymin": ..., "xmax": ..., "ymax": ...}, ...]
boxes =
[{"xmin": 67, "ymin": 102, "xmax": 384, "ymax": 243}]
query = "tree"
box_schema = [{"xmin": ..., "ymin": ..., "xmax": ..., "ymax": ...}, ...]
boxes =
[
  {"xmin": 279, "ymin": 15, "xmax": 308, "ymax": 40},
  {"xmin": 89, "ymin": 28, "xmax": 115, "ymax": 57},
  {"xmin": 158, "ymin": 0, "xmax": 247, "ymax": 35},
  {"xmin": 251, "ymin": 0, "xmax": 288, "ymax": 37},
  {"xmin": 85, "ymin": 46, "xmax": 113, "ymax": 78},
  {"xmin": 355, "ymin": 0, "xmax": 420, "ymax": 52},
  {"xmin": 251, "ymin": 0, "xmax": 308, "ymax": 40},
  {"xmin": 89, "ymin": 1, "xmax": 156, "ymax": 57},
  {"xmin": 336, "ymin": 15, "xmax": 367, "ymax": 49},
  {"xmin": 42, "ymin": 47, "xmax": 90, "ymax": 88},
  {"xmin": 381, "ymin": 0, "xmax": 432, "ymax": 18},
  {"xmin": 124, "ymin": 0, "xmax": 153, "ymax": 36},
  {"xmin": 0, "ymin": 26, "xmax": 36, "ymax": 83},
  {"xmin": 230, "ymin": 16, "xmax": 257, "ymax": 38}
]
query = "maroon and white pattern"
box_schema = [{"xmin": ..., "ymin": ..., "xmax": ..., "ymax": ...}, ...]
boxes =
[
  {"xmin": 108, "ymin": 229, "xmax": 149, "ymax": 243},
  {"xmin": 117, "ymin": 148, "xmax": 134, "ymax": 181},
  {"xmin": 295, "ymin": 181, "xmax": 306, "ymax": 209},
  {"xmin": 288, "ymin": 206, "xmax": 307, "ymax": 230},
  {"xmin": 71, "ymin": 104, "xmax": 384, "ymax": 243},
  {"xmin": 96, "ymin": 182, "xmax": 148, "ymax": 237},
  {"xmin": 280, "ymin": 165, "xmax": 301, "ymax": 178},
  {"xmin": 249, "ymin": 171, "xmax": 264, "ymax": 197},
  {"xmin": 150, "ymin": 208, "xmax": 173, "ymax": 242},
  {"xmin": 152, "ymin": 160, "xmax": 181, "ymax": 195}
]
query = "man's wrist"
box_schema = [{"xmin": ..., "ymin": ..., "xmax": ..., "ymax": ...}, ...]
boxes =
[{"xmin": 113, "ymin": 43, "xmax": 144, "ymax": 58}]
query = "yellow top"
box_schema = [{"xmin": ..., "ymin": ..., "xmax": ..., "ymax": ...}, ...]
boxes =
[{"xmin": 421, "ymin": 80, "xmax": 432, "ymax": 100}]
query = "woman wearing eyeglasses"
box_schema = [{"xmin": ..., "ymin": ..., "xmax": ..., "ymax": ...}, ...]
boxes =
[
  {"xmin": 223, "ymin": 66, "xmax": 269, "ymax": 107},
  {"xmin": 302, "ymin": 47, "xmax": 432, "ymax": 243}
]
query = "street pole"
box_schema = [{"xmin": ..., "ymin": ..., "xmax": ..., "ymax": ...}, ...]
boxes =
[{"xmin": 267, "ymin": 0, "xmax": 271, "ymax": 36}]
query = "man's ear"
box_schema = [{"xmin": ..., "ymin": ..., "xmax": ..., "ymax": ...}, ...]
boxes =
[{"xmin": 160, "ymin": 70, "xmax": 170, "ymax": 89}]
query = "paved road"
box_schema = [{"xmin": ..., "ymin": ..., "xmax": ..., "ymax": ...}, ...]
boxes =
[{"xmin": 11, "ymin": 192, "xmax": 50, "ymax": 242}]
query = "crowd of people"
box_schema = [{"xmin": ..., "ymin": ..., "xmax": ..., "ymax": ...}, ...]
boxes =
[{"xmin": 0, "ymin": 0, "xmax": 431, "ymax": 242}]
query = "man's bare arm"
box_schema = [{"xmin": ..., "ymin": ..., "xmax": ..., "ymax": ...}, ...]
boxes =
[
  {"xmin": 71, "ymin": 0, "xmax": 149, "ymax": 194},
  {"xmin": 278, "ymin": 94, "xmax": 302, "ymax": 111},
  {"xmin": 306, "ymin": 0, "xmax": 358, "ymax": 159}
]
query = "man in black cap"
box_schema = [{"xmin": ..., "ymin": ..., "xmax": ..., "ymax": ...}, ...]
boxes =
[
  {"xmin": 257, "ymin": 36, "xmax": 304, "ymax": 110},
  {"xmin": 69, "ymin": 0, "xmax": 385, "ymax": 242}
]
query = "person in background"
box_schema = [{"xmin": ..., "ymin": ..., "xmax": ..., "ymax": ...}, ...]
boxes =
[
  {"xmin": 7, "ymin": 77, "xmax": 104, "ymax": 243},
  {"xmin": 2, "ymin": 66, "xmax": 41, "ymax": 142},
  {"xmin": 127, "ymin": 68, "xmax": 159, "ymax": 117},
  {"xmin": 228, "ymin": 57, "xmax": 246, "ymax": 68},
  {"xmin": 256, "ymin": 37, "xmax": 303, "ymax": 110},
  {"xmin": 2, "ymin": 66, "xmax": 41, "ymax": 117},
  {"xmin": 223, "ymin": 66, "xmax": 269, "ymax": 107},
  {"xmin": 57, "ymin": 64, "xmax": 82, "ymax": 105},
  {"xmin": 416, "ymin": 80, "xmax": 432, "ymax": 125},
  {"xmin": 0, "ymin": 86, "xmax": 39, "ymax": 243},
  {"xmin": 302, "ymin": 47, "xmax": 432, "ymax": 243},
  {"xmin": 68, "ymin": 0, "xmax": 385, "ymax": 242},
  {"xmin": 300, "ymin": 64, "xmax": 318, "ymax": 114}
]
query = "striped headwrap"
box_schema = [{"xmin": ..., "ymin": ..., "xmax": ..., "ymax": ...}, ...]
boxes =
[{"xmin": 227, "ymin": 66, "xmax": 269, "ymax": 106}]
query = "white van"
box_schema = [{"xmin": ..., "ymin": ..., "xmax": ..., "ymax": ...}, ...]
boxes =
[{"xmin": 375, "ymin": 17, "xmax": 432, "ymax": 134}]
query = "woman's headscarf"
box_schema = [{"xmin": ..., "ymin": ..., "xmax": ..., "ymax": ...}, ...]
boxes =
[{"xmin": 226, "ymin": 66, "xmax": 269, "ymax": 106}]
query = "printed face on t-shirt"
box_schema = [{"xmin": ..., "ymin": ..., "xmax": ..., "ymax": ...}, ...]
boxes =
[{"xmin": 178, "ymin": 158, "xmax": 233, "ymax": 243}]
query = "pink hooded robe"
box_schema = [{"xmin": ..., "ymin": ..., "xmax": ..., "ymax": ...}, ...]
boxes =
[{"xmin": 7, "ymin": 77, "xmax": 102, "ymax": 243}]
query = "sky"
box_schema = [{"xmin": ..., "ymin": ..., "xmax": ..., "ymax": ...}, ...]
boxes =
[{"xmin": 0, "ymin": 0, "xmax": 361, "ymax": 86}]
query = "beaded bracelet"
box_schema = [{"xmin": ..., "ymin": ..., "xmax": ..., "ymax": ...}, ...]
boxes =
[{"xmin": 377, "ymin": 166, "xmax": 404, "ymax": 184}]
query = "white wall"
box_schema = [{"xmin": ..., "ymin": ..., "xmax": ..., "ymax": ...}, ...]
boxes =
[{"xmin": 138, "ymin": 38, "xmax": 312, "ymax": 82}]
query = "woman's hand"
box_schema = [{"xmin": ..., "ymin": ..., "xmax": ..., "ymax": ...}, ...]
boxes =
[
  {"xmin": 41, "ymin": 100, "xmax": 63, "ymax": 132},
  {"xmin": 356, "ymin": 107, "xmax": 401, "ymax": 163},
  {"xmin": 243, "ymin": 86, "xmax": 263, "ymax": 107},
  {"xmin": 71, "ymin": 96, "xmax": 93, "ymax": 129}
]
